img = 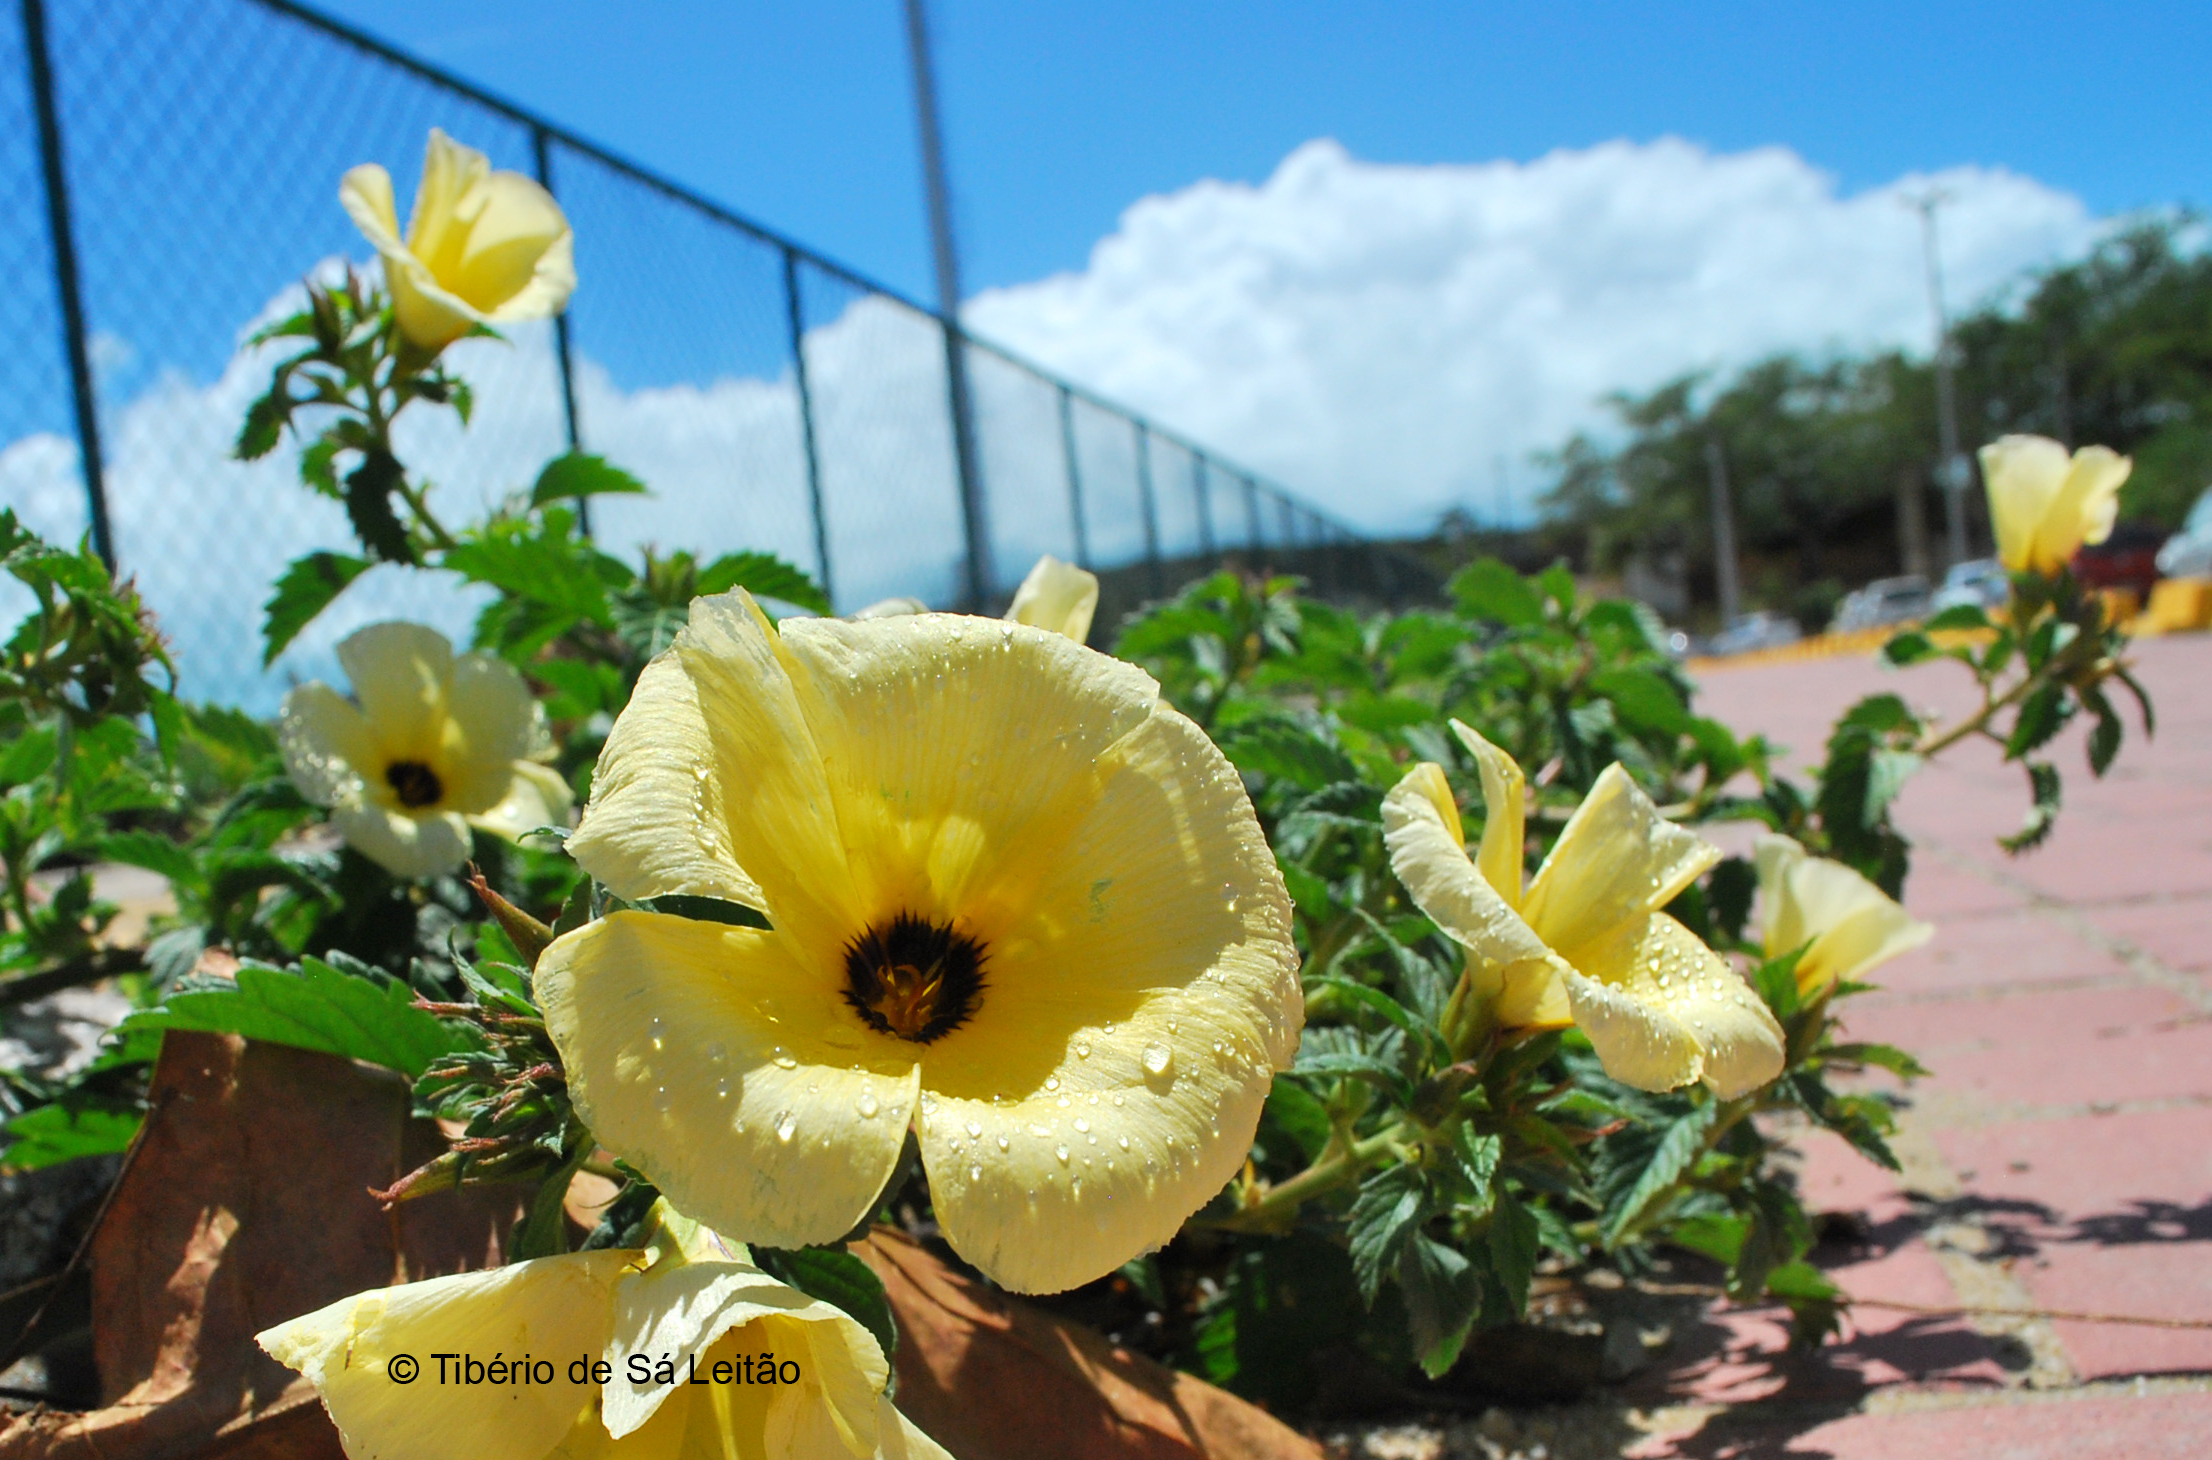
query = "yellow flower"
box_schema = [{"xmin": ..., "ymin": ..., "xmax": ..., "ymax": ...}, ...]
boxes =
[
  {"xmin": 256, "ymin": 1211, "xmax": 952, "ymax": 1460},
  {"xmin": 1003, "ymin": 554, "xmax": 1098, "ymax": 643},
  {"xmin": 1979, "ymin": 434, "xmax": 2133, "ymax": 576},
  {"xmin": 279, "ymin": 622, "xmax": 571, "ymax": 879},
  {"xmin": 1754, "ymin": 835, "xmax": 1933, "ymax": 998},
  {"xmin": 1382, "ymin": 721, "xmax": 1783, "ymax": 1098},
  {"xmin": 539, "ymin": 589, "xmax": 1300, "ymax": 1293},
  {"xmin": 341, "ymin": 128, "xmax": 576, "ymax": 353}
]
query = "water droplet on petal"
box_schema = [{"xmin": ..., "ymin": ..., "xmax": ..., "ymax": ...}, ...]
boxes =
[
  {"xmin": 775, "ymin": 1111, "xmax": 798, "ymax": 1142},
  {"xmin": 969, "ymin": 1164, "xmax": 982, "ymax": 1181},
  {"xmin": 858, "ymin": 1091, "xmax": 880, "ymax": 1118},
  {"xmin": 653, "ymin": 1085, "xmax": 672, "ymax": 1112},
  {"xmin": 706, "ymin": 1041, "xmax": 727, "ymax": 1067},
  {"xmin": 965, "ymin": 1119, "xmax": 982, "ymax": 1138},
  {"xmin": 1142, "ymin": 1044, "xmax": 1174, "ymax": 1077},
  {"xmin": 1054, "ymin": 1145, "xmax": 1070, "ymax": 1164},
  {"xmin": 1073, "ymin": 1117, "xmax": 1090, "ymax": 1133},
  {"xmin": 714, "ymin": 1077, "xmax": 731, "ymax": 1100},
  {"xmin": 1075, "ymin": 1042, "xmax": 1091, "ymax": 1059},
  {"xmin": 1117, "ymin": 1134, "xmax": 1130, "ymax": 1150},
  {"xmin": 996, "ymin": 1135, "xmax": 1010, "ymax": 1151},
  {"xmin": 1044, "ymin": 1075, "xmax": 1060, "ymax": 1092},
  {"xmin": 648, "ymin": 1017, "xmax": 666, "ymax": 1052}
]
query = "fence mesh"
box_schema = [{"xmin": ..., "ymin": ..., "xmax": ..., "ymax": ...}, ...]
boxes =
[{"xmin": 0, "ymin": 0, "xmax": 1388, "ymax": 710}]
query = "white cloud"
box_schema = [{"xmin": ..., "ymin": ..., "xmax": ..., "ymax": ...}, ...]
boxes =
[{"xmin": 964, "ymin": 137, "xmax": 2103, "ymax": 534}]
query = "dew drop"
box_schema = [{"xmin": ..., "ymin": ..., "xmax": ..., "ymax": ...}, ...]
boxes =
[
  {"xmin": 965, "ymin": 1119, "xmax": 983, "ymax": 1138},
  {"xmin": 714, "ymin": 1077, "xmax": 731, "ymax": 1100},
  {"xmin": 1142, "ymin": 1044, "xmax": 1174, "ymax": 1077},
  {"xmin": 858, "ymin": 1092, "xmax": 880, "ymax": 1119},
  {"xmin": 1073, "ymin": 1117, "xmax": 1091, "ymax": 1133},
  {"xmin": 706, "ymin": 1041, "xmax": 728, "ymax": 1067},
  {"xmin": 648, "ymin": 1017, "xmax": 666, "ymax": 1052},
  {"xmin": 1117, "ymin": 1134, "xmax": 1130, "ymax": 1150},
  {"xmin": 775, "ymin": 1111, "xmax": 798, "ymax": 1143},
  {"xmin": 1054, "ymin": 1145, "xmax": 1070, "ymax": 1164},
  {"xmin": 653, "ymin": 1085, "xmax": 672, "ymax": 1112},
  {"xmin": 1075, "ymin": 1042, "xmax": 1091, "ymax": 1059},
  {"xmin": 969, "ymin": 1164, "xmax": 983, "ymax": 1182},
  {"xmin": 996, "ymin": 1135, "xmax": 1010, "ymax": 1151},
  {"xmin": 1044, "ymin": 1075, "xmax": 1060, "ymax": 1092}
]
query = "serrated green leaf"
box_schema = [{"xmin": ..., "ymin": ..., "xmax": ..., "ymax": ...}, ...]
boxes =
[
  {"xmin": 2004, "ymin": 683, "xmax": 2070, "ymax": 760},
  {"xmin": 530, "ymin": 452, "xmax": 649, "ymax": 507},
  {"xmin": 1923, "ymin": 603, "xmax": 1991, "ymax": 633},
  {"xmin": 1603, "ymin": 1100, "xmax": 1718, "ymax": 1247},
  {"xmin": 752, "ymin": 1246, "xmax": 897, "ymax": 1367},
  {"xmin": 1347, "ymin": 1163, "xmax": 1428, "ymax": 1304},
  {"xmin": 1399, "ymin": 1232, "xmax": 1483, "ymax": 1377},
  {"xmin": 1262, "ymin": 1077, "xmax": 1331, "ymax": 1161},
  {"xmin": 96, "ymin": 831, "xmax": 203, "ymax": 893},
  {"xmin": 1823, "ymin": 1041, "xmax": 1929, "ymax": 1079},
  {"xmin": 119, "ymin": 956, "xmax": 481, "ymax": 1077},
  {"xmin": 1, "ymin": 1100, "xmax": 143, "ymax": 1169},
  {"xmin": 694, "ymin": 552, "xmax": 832, "ymax": 614},
  {"xmin": 1486, "ymin": 1188, "xmax": 1541, "ymax": 1317},
  {"xmin": 1449, "ymin": 558, "xmax": 1543, "ymax": 627},
  {"xmin": 633, "ymin": 894, "xmax": 772, "ymax": 930},
  {"xmin": 343, "ymin": 448, "xmax": 414, "ymax": 563},
  {"xmin": 262, "ymin": 551, "xmax": 370, "ymax": 664},
  {"xmin": 1590, "ymin": 666, "xmax": 1690, "ymax": 737}
]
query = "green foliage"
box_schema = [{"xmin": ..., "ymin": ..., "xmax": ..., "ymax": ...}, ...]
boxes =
[{"xmin": 752, "ymin": 1246, "xmax": 899, "ymax": 1370}]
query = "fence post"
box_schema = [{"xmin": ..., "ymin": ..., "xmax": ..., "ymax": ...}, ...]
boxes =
[
  {"xmin": 1191, "ymin": 454, "xmax": 1215, "ymax": 559},
  {"xmin": 529, "ymin": 124, "xmax": 590, "ymax": 537},
  {"xmin": 1241, "ymin": 473, "xmax": 1262, "ymax": 553},
  {"xmin": 22, "ymin": 0, "xmax": 111, "ymax": 569},
  {"xmin": 1057, "ymin": 384, "xmax": 1089, "ymax": 569},
  {"xmin": 781, "ymin": 246, "xmax": 833, "ymax": 604},
  {"xmin": 1132, "ymin": 421, "xmax": 1163, "ymax": 595}
]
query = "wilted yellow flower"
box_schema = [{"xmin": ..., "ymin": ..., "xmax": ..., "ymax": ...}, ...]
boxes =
[
  {"xmin": 1754, "ymin": 834, "xmax": 1933, "ymax": 998},
  {"xmin": 1979, "ymin": 434, "xmax": 2133, "ymax": 576},
  {"xmin": 342, "ymin": 128, "xmax": 576, "ymax": 352},
  {"xmin": 1003, "ymin": 554, "xmax": 1098, "ymax": 643},
  {"xmin": 257, "ymin": 1209, "xmax": 952, "ymax": 1460},
  {"xmin": 1382, "ymin": 721, "xmax": 1783, "ymax": 1098},
  {"xmin": 279, "ymin": 622, "xmax": 570, "ymax": 879},
  {"xmin": 540, "ymin": 588, "xmax": 1300, "ymax": 1293}
]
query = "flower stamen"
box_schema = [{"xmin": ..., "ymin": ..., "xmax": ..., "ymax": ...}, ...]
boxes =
[
  {"xmin": 843, "ymin": 913, "xmax": 984, "ymax": 1043},
  {"xmin": 385, "ymin": 759, "xmax": 444, "ymax": 808}
]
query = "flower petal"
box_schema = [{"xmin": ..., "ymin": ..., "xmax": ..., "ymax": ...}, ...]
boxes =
[
  {"xmin": 278, "ymin": 682, "xmax": 377, "ymax": 806},
  {"xmin": 1979, "ymin": 434, "xmax": 2072, "ymax": 574},
  {"xmin": 1447, "ymin": 720, "xmax": 1527, "ymax": 907},
  {"xmin": 566, "ymin": 652, "xmax": 764, "ymax": 909},
  {"xmin": 1568, "ymin": 912, "xmax": 1783, "ymax": 1097},
  {"xmin": 1004, "ymin": 555, "xmax": 1099, "ymax": 643},
  {"xmin": 387, "ymin": 259, "xmax": 487, "ymax": 351},
  {"xmin": 770, "ymin": 610, "xmax": 1158, "ymax": 948},
  {"xmin": 673, "ymin": 593, "xmax": 862, "ymax": 960},
  {"xmin": 2037, "ymin": 443, "xmax": 2132, "ymax": 569},
  {"xmin": 441, "ymin": 652, "xmax": 549, "ymax": 812},
  {"xmin": 914, "ymin": 707, "xmax": 1300, "ymax": 1293},
  {"xmin": 450, "ymin": 170, "xmax": 573, "ymax": 315},
  {"xmin": 538, "ymin": 911, "xmax": 919, "ymax": 1253},
  {"xmin": 339, "ymin": 163, "xmax": 405, "ymax": 256},
  {"xmin": 1523, "ymin": 763, "xmax": 1718, "ymax": 959},
  {"xmin": 876, "ymin": 1398, "xmax": 958, "ymax": 1460},
  {"xmin": 256, "ymin": 1252, "xmax": 633, "ymax": 1460},
  {"xmin": 332, "ymin": 803, "xmax": 470, "ymax": 880},
  {"xmin": 470, "ymin": 760, "xmax": 574, "ymax": 841},
  {"xmin": 406, "ymin": 127, "xmax": 490, "ymax": 270},
  {"xmin": 1381, "ymin": 762, "xmax": 1550, "ymax": 969},
  {"xmin": 606, "ymin": 1259, "xmax": 883, "ymax": 1444},
  {"xmin": 337, "ymin": 621, "xmax": 454, "ymax": 762},
  {"xmin": 1758, "ymin": 839, "xmax": 1934, "ymax": 996},
  {"xmin": 761, "ymin": 1310, "xmax": 888, "ymax": 1459}
]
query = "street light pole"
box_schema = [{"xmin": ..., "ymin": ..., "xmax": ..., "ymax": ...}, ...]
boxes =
[
  {"xmin": 1907, "ymin": 190, "xmax": 1971, "ymax": 570},
  {"xmin": 904, "ymin": 0, "xmax": 991, "ymax": 607}
]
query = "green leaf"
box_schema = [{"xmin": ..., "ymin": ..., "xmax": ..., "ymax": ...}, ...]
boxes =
[
  {"xmin": 343, "ymin": 448, "xmax": 414, "ymax": 563},
  {"xmin": 530, "ymin": 452, "xmax": 650, "ymax": 507},
  {"xmin": 1310, "ymin": 975, "xmax": 1445, "ymax": 1064},
  {"xmin": 1603, "ymin": 1100, "xmax": 1718, "ymax": 1247},
  {"xmin": 1398, "ymin": 1232, "xmax": 1483, "ymax": 1378},
  {"xmin": 1292, "ymin": 1048, "xmax": 1414, "ymax": 1102},
  {"xmin": 1590, "ymin": 667, "xmax": 1690, "ymax": 737},
  {"xmin": 1486, "ymin": 1188, "xmax": 1541, "ymax": 1317},
  {"xmin": 1881, "ymin": 630, "xmax": 1937, "ymax": 666},
  {"xmin": 1262, "ymin": 1078, "xmax": 1331, "ymax": 1161},
  {"xmin": 96, "ymin": 831, "xmax": 202, "ymax": 894},
  {"xmin": 633, "ymin": 894, "xmax": 772, "ymax": 930},
  {"xmin": 1449, "ymin": 558, "xmax": 1543, "ymax": 627},
  {"xmin": 1218, "ymin": 717, "xmax": 1358, "ymax": 790},
  {"xmin": 752, "ymin": 1246, "xmax": 898, "ymax": 1368},
  {"xmin": 261, "ymin": 551, "xmax": 370, "ymax": 665},
  {"xmin": 1, "ymin": 1100, "xmax": 142, "ymax": 1169},
  {"xmin": 695, "ymin": 552, "xmax": 832, "ymax": 614},
  {"xmin": 1923, "ymin": 603, "xmax": 1991, "ymax": 633},
  {"xmin": 2001, "ymin": 759, "xmax": 2063, "ymax": 854},
  {"xmin": 236, "ymin": 391, "xmax": 287, "ymax": 461},
  {"xmin": 1823, "ymin": 1041, "xmax": 1929, "ymax": 1079},
  {"xmin": 1706, "ymin": 856, "xmax": 1758, "ymax": 942},
  {"xmin": 2083, "ymin": 686, "xmax": 2123, "ymax": 777},
  {"xmin": 119, "ymin": 956, "xmax": 481, "ymax": 1078},
  {"xmin": 2004, "ymin": 683, "xmax": 2071, "ymax": 760},
  {"xmin": 1347, "ymin": 1163, "xmax": 1428, "ymax": 1304},
  {"xmin": 443, "ymin": 534, "xmax": 621, "ymax": 628}
]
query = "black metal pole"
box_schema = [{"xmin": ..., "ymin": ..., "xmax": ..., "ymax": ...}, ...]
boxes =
[
  {"xmin": 529, "ymin": 124, "xmax": 590, "ymax": 538},
  {"xmin": 1191, "ymin": 454, "xmax": 1215, "ymax": 559},
  {"xmin": 782, "ymin": 246, "xmax": 833, "ymax": 604},
  {"xmin": 903, "ymin": 0, "xmax": 990, "ymax": 606},
  {"xmin": 1241, "ymin": 473, "xmax": 1262, "ymax": 553},
  {"xmin": 1057, "ymin": 384, "xmax": 1090, "ymax": 568},
  {"xmin": 22, "ymin": 0, "xmax": 111, "ymax": 569},
  {"xmin": 1133, "ymin": 422, "xmax": 1163, "ymax": 595}
]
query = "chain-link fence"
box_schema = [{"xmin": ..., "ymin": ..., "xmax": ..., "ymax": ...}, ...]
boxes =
[{"xmin": 1, "ymin": 0, "xmax": 1400, "ymax": 711}]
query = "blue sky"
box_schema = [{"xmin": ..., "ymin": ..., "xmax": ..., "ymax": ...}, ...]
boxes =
[{"xmin": 317, "ymin": 0, "xmax": 2207, "ymax": 304}]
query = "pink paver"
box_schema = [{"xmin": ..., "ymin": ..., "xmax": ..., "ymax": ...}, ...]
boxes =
[{"xmin": 2076, "ymin": 895, "xmax": 2212, "ymax": 973}]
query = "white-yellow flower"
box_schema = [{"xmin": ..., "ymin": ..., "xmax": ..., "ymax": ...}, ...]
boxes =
[
  {"xmin": 279, "ymin": 622, "xmax": 570, "ymax": 879},
  {"xmin": 1382, "ymin": 721, "xmax": 1784, "ymax": 1098},
  {"xmin": 257, "ymin": 1213, "xmax": 952, "ymax": 1460},
  {"xmin": 1978, "ymin": 434, "xmax": 2133, "ymax": 576},
  {"xmin": 342, "ymin": 128, "xmax": 576, "ymax": 353},
  {"xmin": 538, "ymin": 587, "xmax": 1300, "ymax": 1294},
  {"xmin": 1003, "ymin": 554, "xmax": 1098, "ymax": 643},
  {"xmin": 1754, "ymin": 835, "xmax": 1933, "ymax": 998}
]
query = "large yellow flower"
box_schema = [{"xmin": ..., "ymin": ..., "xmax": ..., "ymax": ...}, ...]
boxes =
[
  {"xmin": 257, "ymin": 1211, "xmax": 951, "ymax": 1460},
  {"xmin": 1979, "ymin": 434, "xmax": 2133, "ymax": 576},
  {"xmin": 1754, "ymin": 835, "xmax": 1933, "ymax": 998},
  {"xmin": 342, "ymin": 128, "xmax": 576, "ymax": 353},
  {"xmin": 539, "ymin": 589, "xmax": 1300, "ymax": 1294},
  {"xmin": 279, "ymin": 622, "xmax": 571, "ymax": 879},
  {"xmin": 1382, "ymin": 721, "xmax": 1783, "ymax": 1098}
]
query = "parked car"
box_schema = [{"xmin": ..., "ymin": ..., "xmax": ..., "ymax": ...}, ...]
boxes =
[
  {"xmin": 1931, "ymin": 557, "xmax": 2009, "ymax": 614},
  {"xmin": 1831, "ymin": 575, "xmax": 1930, "ymax": 632},
  {"xmin": 2154, "ymin": 487, "xmax": 2212, "ymax": 581},
  {"xmin": 1704, "ymin": 610, "xmax": 1803, "ymax": 657},
  {"xmin": 2072, "ymin": 522, "xmax": 2168, "ymax": 599}
]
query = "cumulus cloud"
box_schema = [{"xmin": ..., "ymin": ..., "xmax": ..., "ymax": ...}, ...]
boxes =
[{"xmin": 964, "ymin": 137, "xmax": 2102, "ymax": 534}]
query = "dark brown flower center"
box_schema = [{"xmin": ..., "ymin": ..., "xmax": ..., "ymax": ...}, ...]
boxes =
[
  {"xmin": 843, "ymin": 913, "xmax": 984, "ymax": 1044},
  {"xmin": 384, "ymin": 759, "xmax": 444, "ymax": 809}
]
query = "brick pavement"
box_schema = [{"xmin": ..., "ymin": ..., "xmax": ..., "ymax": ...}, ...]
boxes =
[{"xmin": 1626, "ymin": 631, "xmax": 2212, "ymax": 1456}]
